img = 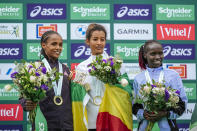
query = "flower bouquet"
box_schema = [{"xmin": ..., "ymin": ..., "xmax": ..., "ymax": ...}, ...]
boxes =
[
  {"xmin": 135, "ymin": 80, "xmax": 180, "ymax": 131},
  {"xmin": 87, "ymin": 55, "xmax": 128, "ymax": 86},
  {"xmin": 10, "ymin": 60, "xmax": 61, "ymax": 124}
]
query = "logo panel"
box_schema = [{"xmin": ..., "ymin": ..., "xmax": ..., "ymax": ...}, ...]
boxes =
[
  {"xmin": 156, "ymin": 4, "xmax": 195, "ymax": 21},
  {"xmin": 0, "ymin": 43, "xmax": 23, "ymax": 59},
  {"xmin": 0, "ymin": 23, "xmax": 23, "ymax": 40},
  {"xmin": 0, "ymin": 3, "xmax": 23, "ymax": 19},
  {"xmin": 0, "ymin": 84, "xmax": 19, "ymax": 100},
  {"xmin": 71, "ymin": 43, "xmax": 110, "ymax": 59},
  {"xmin": 27, "ymin": 4, "xmax": 66, "ymax": 19},
  {"xmin": 0, "ymin": 104, "xmax": 23, "ymax": 121},
  {"xmin": 114, "ymin": 4, "xmax": 152, "ymax": 20},
  {"xmin": 27, "ymin": 43, "xmax": 67, "ymax": 60},
  {"xmin": 0, "ymin": 125, "xmax": 23, "ymax": 131},
  {"xmin": 164, "ymin": 63, "xmax": 196, "ymax": 80},
  {"xmin": 114, "ymin": 24, "xmax": 153, "ymax": 40},
  {"xmin": 183, "ymin": 83, "xmax": 196, "ymax": 101},
  {"xmin": 71, "ymin": 4, "xmax": 110, "ymax": 20},
  {"xmin": 70, "ymin": 23, "xmax": 110, "ymax": 40},
  {"xmin": 162, "ymin": 44, "xmax": 195, "ymax": 60},
  {"xmin": 26, "ymin": 23, "xmax": 67, "ymax": 40},
  {"xmin": 121, "ymin": 63, "xmax": 142, "ymax": 80},
  {"xmin": 157, "ymin": 24, "xmax": 195, "ymax": 40},
  {"xmin": 114, "ymin": 43, "xmax": 143, "ymax": 60},
  {"xmin": 0, "ymin": 63, "xmax": 15, "ymax": 80},
  {"xmin": 177, "ymin": 103, "xmax": 195, "ymax": 120}
]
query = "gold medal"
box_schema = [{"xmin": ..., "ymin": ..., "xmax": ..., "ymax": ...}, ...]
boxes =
[
  {"xmin": 53, "ymin": 96, "xmax": 63, "ymax": 106},
  {"xmin": 93, "ymin": 96, "xmax": 102, "ymax": 106}
]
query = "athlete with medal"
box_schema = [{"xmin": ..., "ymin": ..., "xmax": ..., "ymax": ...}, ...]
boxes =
[
  {"xmin": 75, "ymin": 24, "xmax": 109, "ymax": 130},
  {"xmin": 19, "ymin": 31, "xmax": 73, "ymax": 131}
]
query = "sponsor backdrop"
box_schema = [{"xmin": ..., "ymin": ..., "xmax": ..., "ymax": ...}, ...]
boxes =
[{"xmin": 0, "ymin": 0, "xmax": 196, "ymax": 130}]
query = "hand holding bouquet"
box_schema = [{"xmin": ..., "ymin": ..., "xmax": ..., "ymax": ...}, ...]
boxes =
[
  {"xmin": 135, "ymin": 80, "xmax": 180, "ymax": 131},
  {"xmin": 10, "ymin": 60, "xmax": 61, "ymax": 124}
]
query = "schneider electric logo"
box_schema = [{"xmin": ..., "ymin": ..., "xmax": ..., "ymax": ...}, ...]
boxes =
[
  {"xmin": 156, "ymin": 4, "xmax": 194, "ymax": 21},
  {"xmin": 114, "ymin": 4, "xmax": 152, "ymax": 20},
  {"xmin": 27, "ymin": 43, "xmax": 67, "ymax": 60},
  {"xmin": 71, "ymin": 4, "xmax": 110, "ymax": 20},
  {"xmin": 27, "ymin": 4, "xmax": 66, "ymax": 19},
  {"xmin": 0, "ymin": 3, "xmax": 23, "ymax": 19},
  {"xmin": 114, "ymin": 43, "xmax": 142, "ymax": 60},
  {"xmin": 162, "ymin": 44, "xmax": 195, "ymax": 60}
]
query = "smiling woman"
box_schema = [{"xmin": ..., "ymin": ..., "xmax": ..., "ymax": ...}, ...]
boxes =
[
  {"xmin": 19, "ymin": 30, "xmax": 73, "ymax": 131},
  {"xmin": 133, "ymin": 40, "xmax": 188, "ymax": 131}
]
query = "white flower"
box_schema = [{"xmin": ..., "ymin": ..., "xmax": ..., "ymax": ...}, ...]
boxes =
[
  {"xmin": 120, "ymin": 78, "xmax": 128, "ymax": 87},
  {"xmin": 30, "ymin": 76, "xmax": 36, "ymax": 83},
  {"xmin": 104, "ymin": 66, "xmax": 111, "ymax": 71},
  {"xmin": 34, "ymin": 62, "xmax": 41, "ymax": 69},
  {"xmin": 152, "ymin": 87, "xmax": 160, "ymax": 94},
  {"xmin": 96, "ymin": 65, "xmax": 101, "ymax": 69},
  {"xmin": 4, "ymin": 84, "xmax": 13, "ymax": 92},
  {"xmin": 143, "ymin": 85, "xmax": 151, "ymax": 94},
  {"xmin": 40, "ymin": 75, "xmax": 48, "ymax": 82}
]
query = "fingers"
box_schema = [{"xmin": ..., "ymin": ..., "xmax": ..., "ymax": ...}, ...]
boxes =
[
  {"xmin": 144, "ymin": 111, "xmax": 167, "ymax": 122},
  {"xmin": 25, "ymin": 100, "xmax": 37, "ymax": 111}
]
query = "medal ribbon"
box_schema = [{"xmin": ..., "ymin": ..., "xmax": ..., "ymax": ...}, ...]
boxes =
[
  {"xmin": 42, "ymin": 58, "xmax": 63, "ymax": 97},
  {"xmin": 145, "ymin": 70, "xmax": 164, "ymax": 84}
]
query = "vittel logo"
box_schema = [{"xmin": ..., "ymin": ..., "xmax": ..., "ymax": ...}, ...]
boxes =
[
  {"xmin": 0, "ymin": 104, "xmax": 23, "ymax": 121},
  {"xmin": 117, "ymin": 6, "xmax": 149, "ymax": 17},
  {"xmin": 30, "ymin": 6, "xmax": 63, "ymax": 17},
  {"xmin": 157, "ymin": 24, "xmax": 195, "ymax": 40},
  {"xmin": 114, "ymin": 4, "xmax": 152, "ymax": 20}
]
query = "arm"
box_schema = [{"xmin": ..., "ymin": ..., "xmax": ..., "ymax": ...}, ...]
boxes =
[
  {"xmin": 132, "ymin": 79, "xmax": 145, "ymax": 121},
  {"xmin": 167, "ymin": 74, "xmax": 188, "ymax": 119}
]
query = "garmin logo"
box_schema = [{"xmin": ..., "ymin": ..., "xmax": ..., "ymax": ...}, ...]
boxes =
[
  {"xmin": 117, "ymin": 29, "xmax": 149, "ymax": 34},
  {"xmin": 162, "ymin": 44, "xmax": 195, "ymax": 60},
  {"xmin": 30, "ymin": 6, "xmax": 63, "ymax": 17},
  {"xmin": 27, "ymin": 4, "xmax": 66, "ymax": 19},
  {"xmin": 114, "ymin": 4, "xmax": 152, "ymax": 20}
]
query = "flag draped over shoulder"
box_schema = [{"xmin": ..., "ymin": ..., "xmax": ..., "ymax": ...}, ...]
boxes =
[
  {"xmin": 96, "ymin": 83, "xmax": 133, "ymax": 131},
  {"xmin": 190, "ymin": 103, "xmax": 197, "ymax": 131},
  {"xmin": 71, "ymin": 82, "xmax": 89, "ymax": 131}
]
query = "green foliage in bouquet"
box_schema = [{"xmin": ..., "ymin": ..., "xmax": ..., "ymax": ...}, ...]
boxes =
[
  {"xmin": 87, "ymin": 55, "xmax": 123, "ymax": 85},
  {"xmin": 11, "ymin": 60, "xmax": 62, "ymax": 123}
]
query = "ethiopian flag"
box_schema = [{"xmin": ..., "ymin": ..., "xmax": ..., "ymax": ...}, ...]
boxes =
[
  {"xmin": 71, "ymin": 82, "xmax": 90, "ymax": 131},
  {"xmin": 190, "ymin": 103, "xmax": 197, "ymax": 131},
  {"xmin": 96, "ymin": 83, "xmax": 133, "ymax": 131}
]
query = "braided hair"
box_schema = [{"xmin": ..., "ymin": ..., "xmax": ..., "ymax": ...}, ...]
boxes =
[
  {"xmin": 138, "ymin": 40, "xmax": 162, "ymax": 70},
  {"xmin": 40, "ymin": 30, "xmax": 61, "ymax": 59}
]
